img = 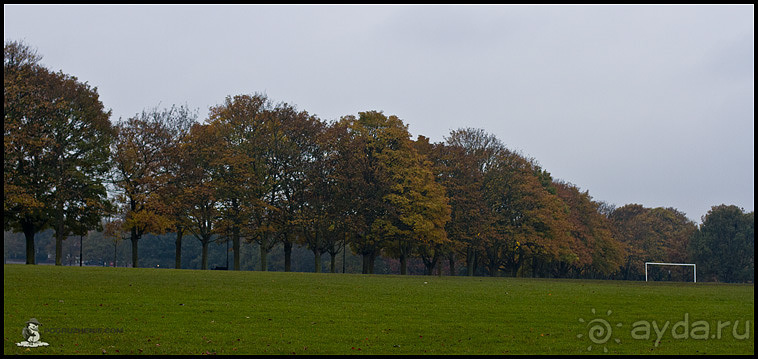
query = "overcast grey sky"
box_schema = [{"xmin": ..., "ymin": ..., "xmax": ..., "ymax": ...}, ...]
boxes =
[{"xmin": 4, "ymin": 4, "xmax": 754, "ymax": 223}]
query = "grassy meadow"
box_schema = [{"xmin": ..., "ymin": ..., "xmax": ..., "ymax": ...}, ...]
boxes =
[{"xmin": 3, "ymin": 264, "xmax": 753, "ymax": 355}]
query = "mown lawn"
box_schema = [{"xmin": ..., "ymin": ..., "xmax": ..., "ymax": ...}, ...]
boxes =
[{"xmin": 3, "ymin": 264, "xmax": 753, "ymax": 355}]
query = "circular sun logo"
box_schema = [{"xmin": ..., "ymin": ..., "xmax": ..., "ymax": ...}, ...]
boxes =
[{"xmin": 577, "ymin": 308, "xmax": 622, "ymax": 353}]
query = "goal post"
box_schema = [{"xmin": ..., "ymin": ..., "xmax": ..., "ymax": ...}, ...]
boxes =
[{"xmin": 645, "ymin": 262, "xmax": 697, "ymax": 283}]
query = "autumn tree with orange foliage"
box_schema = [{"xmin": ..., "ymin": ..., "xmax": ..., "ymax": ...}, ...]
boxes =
[
  {"xmin": 553, "ymin": 181, "xmax": 624, "ymax": 278},
  {"xmin": 207, "ymin": 94, "xmax": 269, "ymax": 271},
  {"xmin": 609, "ymin": 204, "xmax": 697, "ymax": 280},
  {"xmin": 111, "ymin": 109, "xmax": 179, "ymax": 267},
  {"xmin": 480, "ymin": 150, "xmax": 572, "ymax": 277},
  {"xmin": 442, "ymin": 128, "xmax": 503, "ymax": 276},
  {"xmin": 380, "ymin": 133, "xmax": 451, "ymax": 276}
]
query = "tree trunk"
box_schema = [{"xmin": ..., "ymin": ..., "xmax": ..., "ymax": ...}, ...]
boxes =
[
  {"xmin": 427, "ymin": 256, "xmax": 438, "ymax": 276},
  {"xmin": 201, "ymin": 240, "xmax": 209, "ymax": 270},
  {"xmin": 362, "ymin": 254, "xmax": 369, "ymax": 274},
  {"xmin": 511, "ymin": 255, "xmax": 521, "ymax": 277},
  {"xmin": 55, "ymin": 208, "xmax": 64, "ymax": 266},
  {"xmin": 231, "ymin": 201, "xmax": 241, "ymax": 271},
  {"xmin": 400, "ymin": 253, "xmax": 407, "ymax": 275},
  {"xmin": 284, "ymin": 240, "xmax": 293, "ymax": 272},
  {"xmin": 421, "ymin": 249, "xmax": 438, "ymax": 276},
  {"xmin": 314, "ymin": 250, "xmax": 321, "ymax": 273},
  {"xmin": 516, "ymin": 248, "xmax": 526, "ymax": 277},
  {"xmin": 466, "ymin": 247, "xmax": 476, "ymax": 276},
  {"xmin": 23, "ymin": 221, "xmax": 36, "ymax": 265},
  {"xmin": 489, "ymin": 257, "xmax": 499, "ymax": 277},
  {"xmin": 175, "ymin": 227, "xmax": 183, "ymax": 269},
  {"xmin": 55, "ymin": 233, "xmax": 64, "ymax": 266},
  {"xmin": 233, "ymin": 227, "xmax": 240, "ymax": 271},
  {"xmin": 448, "ymin": 253, "xmax": 456, "ymax": 276},
  {"xmin": 260, "ymin": 243, "xmax": 268, "ymax": 271},
  {"xmin": 330, "ymin": 252, "xmax": 337, "ymax": 273},
  {"xmin": 79, "ymin": 234, "xmax": 83, "ymax": 266},
  {"xmin": 131, "ymin": 228, "xmax": 139, "ymax": 268},
  {"xmin": 368, "ymin": 251, "xmax": 376, "ymax": 274}
]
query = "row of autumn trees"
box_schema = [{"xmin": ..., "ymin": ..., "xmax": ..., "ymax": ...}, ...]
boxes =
[{"xmin": 4, "ymin": 40, "xmax": 754, "ymax": 282}]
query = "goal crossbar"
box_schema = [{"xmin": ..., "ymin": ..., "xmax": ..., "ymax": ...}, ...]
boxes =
[{"xmin": 645, "ymin": 262, "xmax": 697, "ymax": 283}]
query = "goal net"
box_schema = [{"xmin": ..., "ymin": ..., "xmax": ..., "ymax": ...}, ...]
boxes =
[{"xmin": 645, "ymin": 262, "xmax": 697, "ymax": 283}]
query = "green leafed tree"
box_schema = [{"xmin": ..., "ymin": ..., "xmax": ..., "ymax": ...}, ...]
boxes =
[
  {"xmin": 4, "ymin": 40, "xmax": 114, "ymax": 265},
  {"xmin": 292, "ymin": 116, "xmax": 340, "ymax": 273},
  {"xmin": 690, "ymin": 205, "xmax": 754, "ymax": 283},
  {"xmin": 41, "ymin": 69, "xmax": 114, "ymax": 266},
  {"xmin": 152, "ymin": 105, "xmax": 197, "ymax": 269}
]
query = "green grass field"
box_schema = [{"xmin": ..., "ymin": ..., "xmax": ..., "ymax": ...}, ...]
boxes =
[{"xmin": 3, "ymin": 264, "xmax": 753, "ymax": 355}]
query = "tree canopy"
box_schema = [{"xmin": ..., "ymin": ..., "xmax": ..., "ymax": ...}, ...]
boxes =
[
  {"xmin": 4, "ymin": 40, "xmax": 114, "ymax": 265},
  {"xmin": 4, "ymin": 40, "xmax": 753, "ymax": 282}
]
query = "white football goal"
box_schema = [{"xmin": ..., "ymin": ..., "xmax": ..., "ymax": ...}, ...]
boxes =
[{"xmin": 644, "ymin": 262, "xmax": 697, "ymax": 283}]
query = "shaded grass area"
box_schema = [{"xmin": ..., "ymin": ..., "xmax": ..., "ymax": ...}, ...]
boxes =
[{"xmin": 3, "ymin": 264, "xmax": 753, "ymax": 355}]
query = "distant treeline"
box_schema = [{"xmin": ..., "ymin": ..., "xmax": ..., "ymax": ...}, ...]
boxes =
[{"xmin": 4, "ymin": 40, "xmax": 754, "ymax": 283}]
